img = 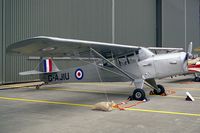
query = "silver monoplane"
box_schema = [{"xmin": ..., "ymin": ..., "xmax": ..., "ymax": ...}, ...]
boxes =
[{"xmin": 7, "ymin": 36, "xmax": 189, "ymax": 101}]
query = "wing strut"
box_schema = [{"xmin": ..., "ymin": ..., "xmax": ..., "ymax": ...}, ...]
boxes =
[
  {"xmin": 90, "ymin": 48, "xmax": 136, "ymax": 81},
  {"xmin": 90, "ymin": 48, "xmax": 156, "ymax": 90}
]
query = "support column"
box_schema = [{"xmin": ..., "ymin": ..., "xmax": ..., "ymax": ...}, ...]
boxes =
[
  {"xmin": 156, "ymin": 0, "xmax": 162, "ymax": 47},
  {"xmin": 0, "ymin": 0, "xmax": 3, "ymax": 84}
]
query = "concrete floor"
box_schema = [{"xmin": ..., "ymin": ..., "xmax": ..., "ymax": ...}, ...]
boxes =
[{"xmin": 0, "ymin": 75, "xmax": 200, "ymax": 133}]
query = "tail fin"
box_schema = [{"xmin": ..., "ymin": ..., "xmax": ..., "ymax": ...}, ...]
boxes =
[
  {"xmin": 40, "ymin": 58, "xmax": 60, "ymax": 73},
  {"xmin": 19, "ymin": 58, "xmax": 60, "ymax": 75}
]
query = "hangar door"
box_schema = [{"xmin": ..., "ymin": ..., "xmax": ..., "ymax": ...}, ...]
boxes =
[
  {"xmin": 0, "ymin": 41, "xmax": 2, "ymax": 84},
  {"xmin": 0, "ymin": 44, "xmax": 2, "ymax": 84},
  {"xmin": 115, "ymin": 0, "xmax": 156, "ymax": 46},
  {"xmin": 0, "ymin": 42, "xmax": 2, "ymax": 84},
  {"xmin": 0, "ymin": 0, "xmax": 2, "ymax": 84}
]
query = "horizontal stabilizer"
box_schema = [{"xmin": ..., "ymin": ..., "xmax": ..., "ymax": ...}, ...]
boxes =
[
  {"xmin": 19, "ymin": 58, "xmax": 60, "ymax": 76},
  {"xmin": 19, "ymin": 70, "xmax": 60, "ymax": 75},
  {"xmin": 188, "ymin": 68, "xmax": 200, "ymax": 72}
]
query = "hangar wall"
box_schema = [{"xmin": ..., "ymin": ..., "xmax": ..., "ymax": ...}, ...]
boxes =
[
  {"xmin": 0, "ymin": 0, "xmax": 2, "ymax": 84},
  {"xmin": 162, "ymin": 0, "xmax": 200, "ymax": 51},
  {"xmin": 0, "ymin": 0, "xmax": 157, "ymax": 84},
  {"xmin": 115, "ymin": 0, "xmax": 156, "ymax": 46},
  {"xmin": 3, "ymin": 0, "xmax": 113, "ymax": 83},
  {"xmin": 0, "ymin": 0, "xmax": 199, "ymax": 84}
]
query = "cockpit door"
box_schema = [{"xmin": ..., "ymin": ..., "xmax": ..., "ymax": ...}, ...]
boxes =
[{"xmin": 138, "ymin": 58, "xmax": 155, "ymax": 79}]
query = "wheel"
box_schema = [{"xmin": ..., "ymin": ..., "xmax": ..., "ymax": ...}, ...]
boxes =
[
  {"xmin": 194, "ymin": 77, "xmax": 200, "ymax": 82},
  {"xmin": 153, "ymin": 84, "xmax": 165, "ymax": 95},
  {"xmin": 36, "ymin": 85, "xmax": 40, "ymax": 90},
  {"xmin": 132, "ymin": 88, "xmax": 146, "ymax": 101}
]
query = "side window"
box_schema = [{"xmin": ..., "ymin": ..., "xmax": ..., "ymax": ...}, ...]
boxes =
[
  {"xmin": 117, "ymin": 53, "xmax": 137, "ymax": 66},
  {"xmin": 118, "ymin": 56, "xmax": 128, "ymax": 66},
  {"xmin": 127, "ymin": 53, "xmax": 136, "ymax": 63}
]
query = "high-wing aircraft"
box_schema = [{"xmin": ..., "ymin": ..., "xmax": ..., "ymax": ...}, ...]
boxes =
[{"xmin": 6, "ymin": 36, "xmax": 189, "ymax": 101}]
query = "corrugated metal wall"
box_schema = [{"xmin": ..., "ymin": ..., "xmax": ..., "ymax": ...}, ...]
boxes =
[
  {"xmin": 162, "ymin": 0, "xmax": 200, "ymax": 51},
  {"xmin": 115, "ymin": 0, "xmax": 156, "ymax": 46},
  {"xmin": 3, "ymin": 0, "xmax": 113, "ymax": 83},
  {"xmin": 0, "ymin": 0, "xmax": 2, "ymax": 84},
  {"xmin": 1, "ymin": 0, "xmax": 157, "ymax": 84},
  {"xmin": 2, "ymin": 0, "xmax": 199, "ymax": 84},
  {"xmin": 186, "ymin": 0, "xmax": 200, "ymax": 52}
]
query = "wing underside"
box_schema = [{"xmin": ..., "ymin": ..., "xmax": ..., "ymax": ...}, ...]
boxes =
[
  {"xmin": 7, "ymin": 36, "xmax": 139, "ymax": 58},
  {"xmin": 7, "ymin": 36, "xmax": 184, "ymax": 58}
]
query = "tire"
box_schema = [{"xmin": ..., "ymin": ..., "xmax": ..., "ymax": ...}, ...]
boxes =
[
  {"xmin": 195, "ymin": 77, "xmax": 200, "ymax": 82},
  {"xmin": 132, "ymin": 88, "xmax": 146, "ymax": 101},
  {"xmin": 153, "ymin": 84, "xmax": 165, "ymax": 95},
  {"xmin": 36, "ymin": 85, "xmax": 40, "ymax": 90}
]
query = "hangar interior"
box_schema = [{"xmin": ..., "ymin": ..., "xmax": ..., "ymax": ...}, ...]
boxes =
[{"xmin": 0, "ymin": 0, "xmax": 199, "ymax": 84}]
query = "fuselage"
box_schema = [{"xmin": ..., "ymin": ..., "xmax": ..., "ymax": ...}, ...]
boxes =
[
  {"xmin": 118, "ymin": 47, "xmax": 188, "ymax": 79},
  {"xmin": 138, "ymin": 52, "xmax": 188, "ymax": 79},
  {"xmin": 40, "ymin": 47, "xmax": 189, "ymax": 83}
]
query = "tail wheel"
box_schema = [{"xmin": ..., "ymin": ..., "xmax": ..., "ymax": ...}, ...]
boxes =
[
  {"xmin": 132, "ymin": 88, "xmax": 146, "ymax": 101},
  {"xmin": 36, "ymin": 85, "xmax": 40, "ymax": 90},
  {"xmin": 153, "ymin": 84, "xmax": 165, "ymax": 95}
]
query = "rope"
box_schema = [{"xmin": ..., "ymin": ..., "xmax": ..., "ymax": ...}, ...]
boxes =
[
  {"xmin": 89, "ymin": 50, "xmax": 110, "ymax": 102},
  {"xmin": 113, "ymin": 98, "xmax": 145, "ymax": 110}
]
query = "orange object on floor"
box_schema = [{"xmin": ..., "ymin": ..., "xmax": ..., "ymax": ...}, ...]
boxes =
[{"xmin": 113, "ymin": 99, "xmax": 145, "ymax": 111}]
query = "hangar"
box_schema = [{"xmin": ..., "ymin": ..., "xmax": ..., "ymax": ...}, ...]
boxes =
[
  {"xmin": 0, "ymin": 0, "xmax": 199, "ymax": 84},
  {"xmin": 0, "ymin": 1, "xmax": 200, "ymax": 133}
]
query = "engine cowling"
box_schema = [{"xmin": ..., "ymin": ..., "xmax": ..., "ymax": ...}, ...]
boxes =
[{"xmin": 139, "ymin": 52, "xmax": 188, "ymax": 79}]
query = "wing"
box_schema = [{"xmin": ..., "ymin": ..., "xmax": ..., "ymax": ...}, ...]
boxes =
[
  {"xmin": 7, "ymin": 36, "xmax": 139, "ymax": 58},
  {"xmin": 148, "ymin": 47, "xmax": 183, "ymax": 54}
]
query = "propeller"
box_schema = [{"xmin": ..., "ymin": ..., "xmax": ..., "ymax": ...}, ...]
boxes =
[{"xmin": 184, "ymin": 42, "xmax": 193, "ymax": 61}]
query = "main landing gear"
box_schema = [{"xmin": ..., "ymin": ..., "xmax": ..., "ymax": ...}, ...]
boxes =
[
  {"xmin": 130, "ymin": 84, "xmax": 166, "ymax": 101},
  {"xmin": 153, "ymin": 84, "xmax": 165, "ymax": 95},
  {"xmin": 131, "ymin": 88, "xmax": 146, "ymax": 101}
]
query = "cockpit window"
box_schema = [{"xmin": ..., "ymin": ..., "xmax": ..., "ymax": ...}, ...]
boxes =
[
  {"xmin": 118, "ymin": 56, "xmax": 127, "ymax": 66},
  {"xmin": 127, "ymin": 53, "xmax": 136, "ymax": 63},
  {"xmin": 117, "ymin": 52, "xmax": 137, "ymax": 66}
]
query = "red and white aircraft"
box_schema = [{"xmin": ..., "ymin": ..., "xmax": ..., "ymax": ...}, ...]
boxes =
[{"xmin": 188, "ymin": 57, "xmax": 200, "ymax": 81}]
